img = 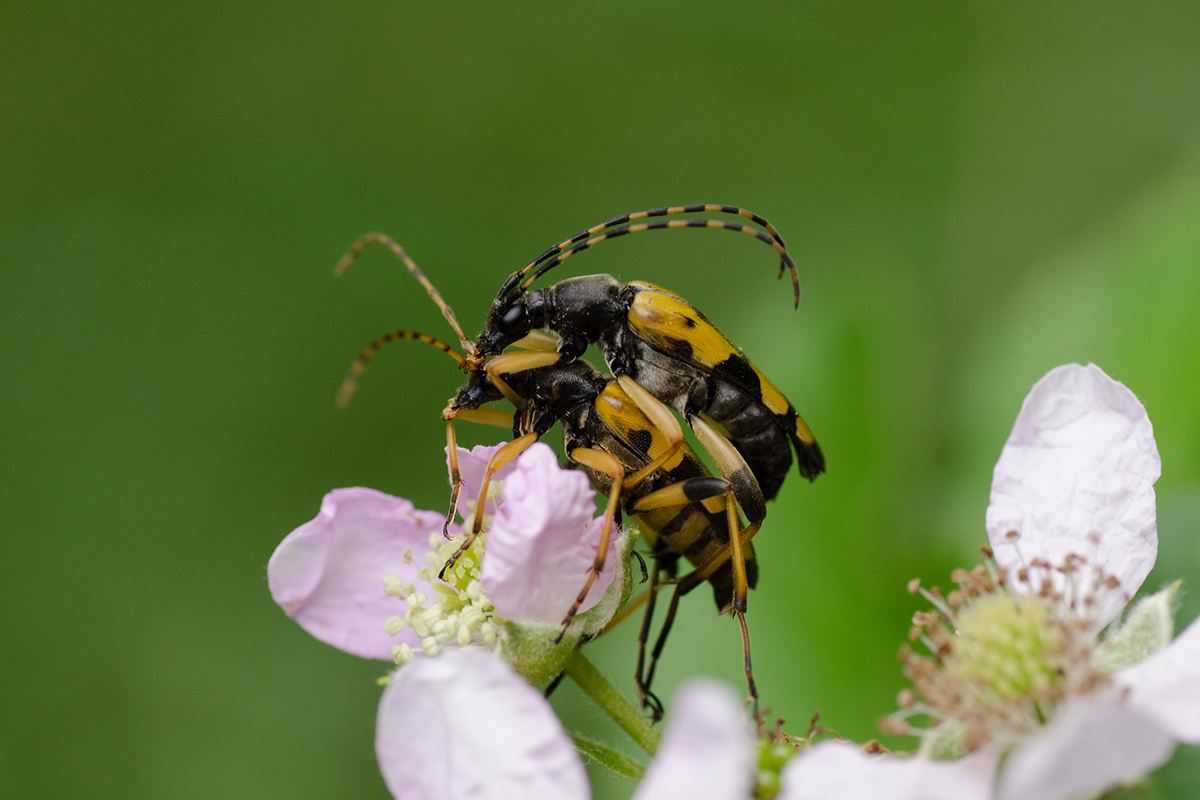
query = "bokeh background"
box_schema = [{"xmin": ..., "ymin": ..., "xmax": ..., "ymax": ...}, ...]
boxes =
[{"xmin": 4, "ymin": 3, "xmax": 1200, "ymax": 798}]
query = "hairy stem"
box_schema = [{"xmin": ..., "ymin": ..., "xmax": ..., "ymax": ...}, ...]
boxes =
[{"xmin": 565, "ymin": 649, "xmax": 660, "ymax": 756}]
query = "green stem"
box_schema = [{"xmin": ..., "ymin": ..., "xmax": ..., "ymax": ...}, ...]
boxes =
[{"xmin": 564, "ymin": 649, "xmax": 660, "ymax": 756}]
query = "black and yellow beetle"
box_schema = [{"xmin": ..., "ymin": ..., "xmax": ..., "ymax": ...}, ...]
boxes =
[
  {"xmin": 332, "ymin": 205, "xmax": 820, "ymax": 712},
  {"xmin": 339, "ymin": 332, "xmax": 764, "ymax": 718},
  {"xmin": 467, "ymin": 205, "xmax": 825, "ymax": 504},
  {"xmin": 336, "ymin": 204, "xmax": 821, "ymax": 534}
]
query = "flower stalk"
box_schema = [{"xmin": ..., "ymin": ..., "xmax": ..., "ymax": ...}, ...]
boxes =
[{"xmin": 564, "ymin": 648, "xmax": 661, "ymax": 756}]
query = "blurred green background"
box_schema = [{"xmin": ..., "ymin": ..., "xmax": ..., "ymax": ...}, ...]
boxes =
[{"xmin": 4, "ymin": 2, "xmax": 1200, "ymax": 798}]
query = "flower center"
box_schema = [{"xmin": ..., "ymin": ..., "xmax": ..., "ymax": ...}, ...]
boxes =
[
  {"xmin": 382, "ymin": 530, "xmax": 502, "ymax": 664},
  {"xmin": 889, "ymin": 551, "xmax": 1113, "ymax": 754},
  {"xmin": 947, "ymin": 594, "xmax": 1063, "ymax": 708}
]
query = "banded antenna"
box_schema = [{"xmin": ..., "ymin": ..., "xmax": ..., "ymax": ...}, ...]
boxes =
[
  {"xmin": 337, "ymin": 330, "xmax": 465, "ymax": 408},
  {"xmin": 335, "ymin": 233, "xmax": 475, "ymax": 357},
  {"xmin": 497, "ymin": 205, "xmax": 800, "ymax": 308}
]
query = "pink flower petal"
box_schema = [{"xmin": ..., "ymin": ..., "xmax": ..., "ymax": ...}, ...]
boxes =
[
  {"xmin": 997, "ymin": 698, "xmax": 1175, "ymax": 800},
  {"xmin": 1122, "ymin": 613, "xmax": 1200, "ymax": 743},
  {"xmin": 482, "ymin": 443, "xmax": 617, "ymax": 627},
  {"xmin": 986, "ymin": 363, "xmax": 1160, "ymax": 627},
  {"xmin": 449, "ymin": 442, "xmax": 521, "ymax": 521},
  {"xmin": 268, "ymin": 488, "xmax": 441, "ymax": 660},
  {"xmin": 375, "ymin": 649, "xmax": 589, "ymax": 800},
  {"xmin": 632, "ymin": 681, "xmax": 753, "ymax": 800},
  {"xmin": 780, "ymin": 740, "xmax": 996, "ymax": 800}
]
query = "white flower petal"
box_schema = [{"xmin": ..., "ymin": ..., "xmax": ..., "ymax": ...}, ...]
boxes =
[
  {"xmin": 375, "ymin": 649, "xmax": 589, "ymax": 800},
  {"xmin": 1121, "ymin": 612, "xmax": 1200, "ymax": 743},
  {"xmin": 482, "ymin": 443, "xmax": 616, "ymax": 627},
  {"xmin": 986, "ymin": 363, "xmax": 1160, "ymax": 626},
  {"xmin": 997, "ymin": 697, "xmax": 1175, "ymax": 800},
  {"xmin": 780, "ymin": 740, "xmax": 996, "ymax": 800},
  {"xmin": 633, "ymin": 681, "xmax": 753, "ymax": 800},
  {"xmin": 268, "ymin": 488, "xmax": 441, "ymax": 660}
]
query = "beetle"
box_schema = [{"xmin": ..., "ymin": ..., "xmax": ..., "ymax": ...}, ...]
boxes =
[
  {"xmin": 466, "ymin": 205, "xmax": 826, "ymax": 505},
  {"xmin": 335, "ymin": 205, "xmax": 819, "ymax": 541},
  {"xmin": 338, "ymin": 331, "xmax": 764, "ymax": 717},
  {"xmin": 331, "ymin": 205, "xmax": 819, "ymax": 710}
]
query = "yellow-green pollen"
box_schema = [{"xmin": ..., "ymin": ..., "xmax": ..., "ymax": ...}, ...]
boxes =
[
  {"xmin": 947, "ymin": 594, "xmax": 1063, "ymax": 707},
  {"xmin": 382, "ymin": 530, "xmax": 501, "ymax": 664}
]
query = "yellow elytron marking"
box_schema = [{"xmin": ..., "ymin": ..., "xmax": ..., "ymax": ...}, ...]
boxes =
[
  {"xmin": 625, "ymin": 284, "xmax": 792, "ymax": 416},
  {"xmin": 593, "ymin": 383, "xmax": 688, "ymax": 473},
  {"xmin": 794, "ymin": 416, "xmax": 817, "ymax": 446}
]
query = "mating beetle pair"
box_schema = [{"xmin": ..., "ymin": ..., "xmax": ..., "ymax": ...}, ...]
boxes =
[{"xmin": 334, "ymin": 204, "xmax": 824, "ymax": 715}]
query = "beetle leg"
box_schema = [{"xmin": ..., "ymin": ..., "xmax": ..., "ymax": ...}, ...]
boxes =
[
  {"xmin": 483, "ymin": 351, "xmax": 563, "ymax": 409},
  {"xmin": 626, "ymin": 476, "xmax": 729, "ymax": 512},
  {"xmin": 440, "ymin": 406, "xmax": 517, "ymax": 538},
  {"xmin": 442, "ymin": 416, "xmax": 461, "ymax": 539},
  {"xmin": 685, "ymin": 519, "xmax": 763, "ymax": 587},
  {"xmin": 628, "ymin": 474, "xmax": 757, "ymax": 614},
  {"xmin": 642, "ymin": 530, "xmax": 761, "ymax": 717},
  {"xmin": 509, "ymin": 330, "xmax": 561, "ymax": 352},
  {"xmin": 634, "ymin": 554, "xmax": 668, "ymax": 721},
  {"xmin": 613, "ymin": 375, "xmax": 686, "ymax": 486},
  {"xmin": 439, "ymin": 431, "xmax": 540, "ymax": 579},
  {"xmin": 736, "ymin": 607, "xmax": 759, "ymax": 721},
  {"xmin": 631, "ymin": 479, "xmax": 761, "ymax": 713},
  {"xmin": 555, "ymin": 447, "xmax": 625, "ymax": 643},
  {"xmin": 725, "ymin": 485, "xmax": 749, "ymax": 614},
  {"xmin": 642, "ymin": 577, "xmax": 689, "ymax": 711},
  {"xmin": 688, "ymin": 415, "xmax": 767, "ymax": 531}
]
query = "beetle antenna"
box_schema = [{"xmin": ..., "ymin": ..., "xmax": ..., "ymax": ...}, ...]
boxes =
[
  {"xmin": 528, "ymin": 205, "xmax": 789, "ymax": 274},
  {"xmin": 518, "ymin": 218, "xmax": 800, "ymax": 308},
  {"xmin": 337, "ymin": 330, "xmax": 465, "ymax": 408},
  {"xmin": 510, "ymin": 205, "xmax": 799, "ymax": 308},
  {"xmin": 335, "ymin": 233, "xmax": 475, "ymax": 356}
]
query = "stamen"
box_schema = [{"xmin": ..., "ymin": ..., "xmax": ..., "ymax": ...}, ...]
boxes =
[
  {"xmin": 381, "ymin": 526, "xmax": 504, "ymax": 665},
  {"xmin": 887, "ymin": 548, "xmax": 1121, "ymax": 753}
]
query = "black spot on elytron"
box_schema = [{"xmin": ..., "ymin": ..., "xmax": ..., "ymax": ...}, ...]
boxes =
[
  {"xmin": 665, "ymin": 337, "xmax": 693, "ymax": 359},
  {"xmin": 626, "ymin": 428, "xmax": 653, "ymax": 455},
  {"xmin": 681, "ymin": 316, "xmax": 697, "ymax": 328},
  {"xmin": 711, "ymin": 354, "xmax": 761, "ymax": 397}
]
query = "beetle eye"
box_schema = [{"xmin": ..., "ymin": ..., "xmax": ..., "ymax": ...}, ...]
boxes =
[{"xmin": 498, "ymin": 302, "xmax": 527, "ymax": 337}]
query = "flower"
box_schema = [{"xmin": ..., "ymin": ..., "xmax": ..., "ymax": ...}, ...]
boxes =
[
  {"xmin": 631, "ymin": 681, "xmax": 755, "ymax": 800},
  {"xmin": 781, "ymin": 363, "xmax": 1200, "ymax": 800},
  {"xmin": 375, "ymin": 649, "xmax": 589, "ymax": 800},
  {"xmin": 268, "ymin": 441, "xmax": 628, "ymax": 673},
  {"xmin": 269, "ymin": 441, "xmax": 641, "ymax": 799},
  {"xmin": 376, "ymin": 648, "xmax": 760, "ymax": 800}
]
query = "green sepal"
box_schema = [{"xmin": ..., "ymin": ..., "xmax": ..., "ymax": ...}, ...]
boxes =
[
  {"xmin": 919, "ymin": 720, "xmax": 970, "ymax": 761},
  {"xmin": 500, "ymin": 528, "xmax": 635, "ymax": 685},
  {"xmin": 501, "ymin": 620, "xmax": 580, "ymax": 685},
  {"xmin": 574, "ymin": 527, "xmax": 636, "ymax": 638},
  {"xmin": 1096, "ymin": 580, "xmax": 1181, "ymax": 673},
  {"xmin": 571, "ymin": 735, "xmax": 645, "ymax": 782}
]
